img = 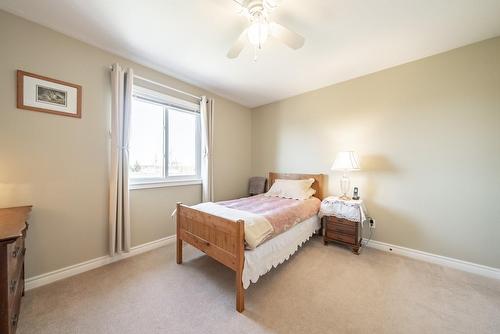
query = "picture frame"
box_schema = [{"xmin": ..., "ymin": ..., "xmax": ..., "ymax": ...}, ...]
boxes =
[{"xmin": 17, "ymin": 70, "xmax": 82, "ymax": 118}]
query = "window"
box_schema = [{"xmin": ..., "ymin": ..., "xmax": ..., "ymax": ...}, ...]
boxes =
[{"xmin": 129, "ymin": 86, "xmax": 201, "ymax": 187}]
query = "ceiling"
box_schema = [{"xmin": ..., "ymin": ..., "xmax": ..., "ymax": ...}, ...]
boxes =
[{"xmin": 1, "ymin": 0, "xmax": 500, "ymax": 108}]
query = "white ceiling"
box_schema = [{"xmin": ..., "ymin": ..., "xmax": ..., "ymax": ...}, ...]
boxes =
[{"xmin": 2, "ymin": 0, "xmax": 500, "ymax": 108}]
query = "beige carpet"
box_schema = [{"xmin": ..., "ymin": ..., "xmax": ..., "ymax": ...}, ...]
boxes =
[{"xmin": 18, "ymin": 237, "xmax": 500, "ymax": 334}]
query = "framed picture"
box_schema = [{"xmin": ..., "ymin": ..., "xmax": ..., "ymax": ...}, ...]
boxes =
[{"xmin": 17, "ymin": 70, "xmax": 82, "ymax": 118}]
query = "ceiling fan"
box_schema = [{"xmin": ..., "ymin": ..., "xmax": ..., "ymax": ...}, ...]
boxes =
[{"xmin": 227, "ymin": 0, "xmax": 305, "ymax": 60}]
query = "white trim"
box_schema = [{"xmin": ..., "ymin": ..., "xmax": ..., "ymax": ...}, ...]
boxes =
[
  {"xmin": 25, "ymin": 235, "xmax": 176, "ymax": 291},
  {"xmin": 363, "ymin": 239, "xmax": 500, "ymax": 280},
  {"xmin": 133, "ymin": 74, "xmax": 202, "ymax": 102},
  {"xmin": 133, "ymin": 85, "xmax": 200, "ymax": 111},
  {"xmin": 129, "ymin": 179, "xmax": 202, "ymax": 190}
]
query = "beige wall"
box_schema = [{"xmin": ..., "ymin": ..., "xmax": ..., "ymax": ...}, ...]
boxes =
[
  {"xmin": 252, "ymin": 37, "xmax": 500, "ymax": 268},
  {"xmin": 0, "ymin": 11, "xmax": 252, "ymax": 278}
]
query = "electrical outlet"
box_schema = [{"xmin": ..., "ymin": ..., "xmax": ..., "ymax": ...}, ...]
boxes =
[{"xmin": 369, "ymin": 218, "xmax": 376, "ymax": 229}]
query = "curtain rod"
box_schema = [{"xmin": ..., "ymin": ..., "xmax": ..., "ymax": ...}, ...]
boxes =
[{"xmin": 109, "ymin": 65, "xmax": 202, "ymax": 101}]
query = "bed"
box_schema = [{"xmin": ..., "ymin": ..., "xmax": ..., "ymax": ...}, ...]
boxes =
[{"xmin": 176, "ymin": 172, "xmax": 324, "ymax": 312}]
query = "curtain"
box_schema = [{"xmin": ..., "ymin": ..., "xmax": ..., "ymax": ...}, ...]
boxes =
[
  {"xmin": 109, "ymin": 63, "xmax": 133, "ymax": 256},
  {"xmin": 200, "ymin": 96, "xmax": 214, "ymax": 202}
]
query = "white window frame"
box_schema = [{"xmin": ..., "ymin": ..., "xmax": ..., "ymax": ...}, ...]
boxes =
[{"xmin": 129, "ymin": 86, "xmax": 201, "ymax": 189}]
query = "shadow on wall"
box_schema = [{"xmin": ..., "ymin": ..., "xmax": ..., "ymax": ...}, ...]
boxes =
[
  {"xmin": 327, "ymin": 153, "xmax": 398, "ymax": 198},
  {"xmin": 357, "ymin": 154, "xmax": 421, "ymax": 247},
  {"xmin": 360, "ymin": 154, "xmax": 399, "ymax": 200},
  {"xmin": 361, "ymin": 154, "xmax": 398, "ymax": 172}
]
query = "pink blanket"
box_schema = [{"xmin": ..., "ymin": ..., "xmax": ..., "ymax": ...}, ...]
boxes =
[{"xmin": 218, "ymin": 194, "xmax": 321, "ymax": 236}]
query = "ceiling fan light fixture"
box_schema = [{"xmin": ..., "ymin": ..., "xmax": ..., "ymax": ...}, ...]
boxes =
[
  {"xmin": 226, "ymin": 0, "xmax": 304, "ymax": 59},
  {"xmin": 247, "ymin": 11, "xmax": 269, "ymax": 48},
  {"xmin": 247, "ymin": 21, "xmax": 269, "ymax": 47}
]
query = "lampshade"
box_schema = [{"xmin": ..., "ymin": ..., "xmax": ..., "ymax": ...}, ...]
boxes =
[{"xmin": 331, "ymin": 151, "xmax": 360, "ymax": 171}]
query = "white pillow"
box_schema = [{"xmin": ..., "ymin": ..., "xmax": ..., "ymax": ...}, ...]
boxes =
[
  {"xmin": 301, "ymin": 188, "xmax": 317, "ymax": 200},
  {"xmin": 265, "ymin": 178, "xmax": 316, "ymax": 200}
]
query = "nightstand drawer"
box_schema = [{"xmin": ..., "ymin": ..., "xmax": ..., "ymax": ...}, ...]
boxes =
[
  {"xmin": 324, "ymin": 215, "xmax": 355, "ymax": 225},
  {"xmin": 326, "ymin": 221, "xmax": 355, "ymax": 235},
  {"xmin": 326, "ymin": 230, "xmax": 356, "ymax": 244}
]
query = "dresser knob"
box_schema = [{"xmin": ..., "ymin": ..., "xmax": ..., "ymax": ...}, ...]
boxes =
[
  {"xmin": 11, "ymin": 314, "xmax": 18, "ymax": 327},
  {"xmin": 10, "ymin": 279, "xmax": 17, "ymax": 293},
  {"xmin": 12, "ymin": 246, "xmax": 21, "ymax": 257}
]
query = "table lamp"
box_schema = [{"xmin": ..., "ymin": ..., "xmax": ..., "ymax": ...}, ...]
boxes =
[{"xmin": 331, "ymin": 151, "xmax": 360, "ymax": 200}]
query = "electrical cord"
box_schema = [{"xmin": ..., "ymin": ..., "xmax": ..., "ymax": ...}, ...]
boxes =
[
  {"xmin": 365, "ymin": 224, "xmax": 373, "ymax": 246},
  {"xmin": 359, "ymin": 217, "xmax": 374, "ymax": 254}
]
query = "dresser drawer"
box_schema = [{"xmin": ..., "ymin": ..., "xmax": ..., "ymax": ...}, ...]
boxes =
[
  {"xmin": 7, "ymin": 266, "xmax": 24, "ymax": 310},
  {"xmin": 7, "ymin": 237, "xmax": 25, "ymax": 283},
  {"xmin": 1, "ymin": 206, "xmax": 31, "ymax": 334},
  {"xmin": 8, "ymin": 276, "xmax": 24, "ymax": 334}
]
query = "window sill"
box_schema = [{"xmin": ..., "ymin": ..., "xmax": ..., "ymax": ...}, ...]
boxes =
[{"xmin": 129, "ymin": 179, "xmax": 202, "ymax": 190}]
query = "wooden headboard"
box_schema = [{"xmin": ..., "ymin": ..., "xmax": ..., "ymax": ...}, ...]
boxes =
[{"xmin": 268, "ymin": 172, "xmax": 325, "ymax": 200}]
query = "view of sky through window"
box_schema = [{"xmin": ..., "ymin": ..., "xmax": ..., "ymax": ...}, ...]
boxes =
[
  {"xmin": 129, "ymin": 99, "xmax": 164, "ymax": 179},
  {"xmin": 168, "ymin": 109, "xmax": 197, "ymax": 176},
  {"xmin": 129, "ymin": 96, "xmax": 199, "ymax": 182}
]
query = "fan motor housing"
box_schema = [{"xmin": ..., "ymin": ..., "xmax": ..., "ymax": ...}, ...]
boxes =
[
  {"xmin": 244, "ymin": 0, "xmax": 280, "ymax": 14},
  {"xmin": 245, "ymin": 0, "xmax": 265, "ymax": 15}
]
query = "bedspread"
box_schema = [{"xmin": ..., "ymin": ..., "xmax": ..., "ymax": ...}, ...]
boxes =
[
  {"xmin": 218, "ymin": 194, "xmax": 321, "ymax": 237},
  {"xmin": 190, "ymin": 202, "xmax": 274, "ymax": 249}
]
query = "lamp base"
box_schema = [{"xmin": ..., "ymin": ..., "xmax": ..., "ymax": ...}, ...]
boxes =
[{"xmin": 339, "ymin": 174, "xmax": 351, "ymax": 201}]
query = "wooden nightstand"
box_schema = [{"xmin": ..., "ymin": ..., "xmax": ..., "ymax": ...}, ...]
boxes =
[{"xmin": 323, "ymin": 215, "xmax": 361, "ymax": 254}]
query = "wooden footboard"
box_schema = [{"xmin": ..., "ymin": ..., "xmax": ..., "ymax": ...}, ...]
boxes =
[{"xmin": 176, "ymin": 202, "xmax": 245, "ymax": 312}]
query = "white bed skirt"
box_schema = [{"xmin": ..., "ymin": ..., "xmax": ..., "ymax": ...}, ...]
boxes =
[{"xmin": 242, "ymin": 215, "xmax": 320, "ymax": 289}]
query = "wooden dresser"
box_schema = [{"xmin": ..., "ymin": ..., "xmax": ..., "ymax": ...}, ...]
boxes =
[{"xmin": 0, "ymin": 206, "xmax": 31, "ymax": 334}]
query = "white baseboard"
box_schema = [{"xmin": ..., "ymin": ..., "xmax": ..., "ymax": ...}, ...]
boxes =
[
  {"xmin": 363, "ymin": 239, "xmax": 500, "ymax": 280},
  {"xmin": 25, "ymin": 235, "xmax": 176, "ymax": 291}
]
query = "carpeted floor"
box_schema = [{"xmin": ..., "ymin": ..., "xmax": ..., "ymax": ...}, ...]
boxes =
[{"xmin": 18, "ymin": 237, "xmax": 500, "ymax": 334}]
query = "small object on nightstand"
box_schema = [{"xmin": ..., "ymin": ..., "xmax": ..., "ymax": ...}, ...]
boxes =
[
  {"xmin": 352, "ymin": 187, "xmax": 360, "ymax": 200},
  {"xmin": 319, "ymin": 196, "xmax": 367, "ymax": 254}
]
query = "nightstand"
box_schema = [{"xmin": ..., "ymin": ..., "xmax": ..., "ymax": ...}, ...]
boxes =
[
  {"xmin": 320, "ymin": 196, "xmax": 367, "ymax": 254},
  {"xmin": 322, "ymin": 216, "xmax": 361, "ymax": 254}
]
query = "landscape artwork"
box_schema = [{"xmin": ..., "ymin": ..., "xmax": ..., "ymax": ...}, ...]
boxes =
[{"xmin": 17, "ymin": 70, "xmax": 82, "ymax": 118}]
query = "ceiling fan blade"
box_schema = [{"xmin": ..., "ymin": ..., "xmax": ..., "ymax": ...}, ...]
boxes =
[
  {"xmin": 270, "ymin": 22, "xmax": 305, "ymax": 50},
  {"xmin": 264, "ymin": 0, "xmax": 282, "ymax": 12},
  {"xmin": 227, "ymin": 29, "xmax": 248, "ymax": 59}
]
